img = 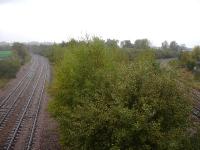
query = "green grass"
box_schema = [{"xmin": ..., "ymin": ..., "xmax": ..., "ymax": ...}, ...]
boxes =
[{"xmin": 0, "ymin": 51, "xmax": 12, "ymax": 59}]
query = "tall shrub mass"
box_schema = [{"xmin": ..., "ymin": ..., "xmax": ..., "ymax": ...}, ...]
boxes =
[{"xmin": 49, "ymin": 39, "xmax": 193, "ymax": 150}]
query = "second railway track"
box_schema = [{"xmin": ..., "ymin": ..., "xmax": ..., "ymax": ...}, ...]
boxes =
[
  {"xmin": 0, "ymin": 55, "xmax": 37, "ymax": 108},
  {"xmin": 0, "ymin": 55, "xmax": 49, "ymax": 150}
]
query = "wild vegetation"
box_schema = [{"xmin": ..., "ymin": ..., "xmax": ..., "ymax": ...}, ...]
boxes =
[
  {"xmin": 34, "ymin": 38, "xmax": 199, "ymax": 149},
  {"xmin": 0, "ymin": 43, "xmax": 30, "ymax": 87},
  {"xmin": 179, "ymin": 46, "xmax": 200, "ymax": 71},
  {"xmin": 168, "ymin": 46, "xmax": 200, "ymax": 90}
]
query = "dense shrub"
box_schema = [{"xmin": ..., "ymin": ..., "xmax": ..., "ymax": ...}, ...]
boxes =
[
  {"xmin": 192, "ymin": 46, "xmax": 200, "ymax": 61},
  {"xmin": 177, "ymin": 46, "xmax": 200, "ymax": 74},
  {"xmin": 0, "ymin": 57, "xmax": 20, "ymax": 78},
  {"xmin": 12, "ymin": 42, "xmax": 30, "ymax": 65},
  {"xmin": 49, "ymin": 39, "xmax": 192, "ymax": 150},
  {"xmin": 0, "ymin": 43, "xmax": 29, "ymax": 80}
]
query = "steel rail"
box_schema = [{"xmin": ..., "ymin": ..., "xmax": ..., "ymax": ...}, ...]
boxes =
[
  {"xmin": 0, "ymin": 56, "xmax": 37, "ymax": 108},
  {"xmin": 27, "ymin": 66, "xmax": 47, "ymax": 150},
  {"xmin": 0, "ymin": 62, "xmax": 40, "ymax": 126},
  {"xmin": 6, "ymin": 65, "xmax": 45, "ymax": 150}
]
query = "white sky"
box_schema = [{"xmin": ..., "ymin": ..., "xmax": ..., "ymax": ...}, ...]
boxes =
[{"xmin": 0, "ymin": 0, "xmax": 199, "ymax": 47}]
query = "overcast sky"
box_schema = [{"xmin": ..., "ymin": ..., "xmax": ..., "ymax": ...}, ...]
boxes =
[{"xmin": 0, "ymin": 0, "xmax": 199, "ymax": 47}]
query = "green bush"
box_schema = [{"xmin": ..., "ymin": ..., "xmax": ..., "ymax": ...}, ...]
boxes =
[
  {"xmin": 192, "ymin": 46, "xmax": 200, "ymax": 61},
  {"xmin": 49, "ymin": 39, "xmax": 192, "ymax": 150},
  {"xmin": 0, "ymin": 43, "xmax": 29, "ymax": 80},
  {"xmin": 12, "ymin": 42, "xmax": 30, "ymax": 65},
  {"xmin": 0, "ymin": 57, "xmax": 20, "ymax": 78}
]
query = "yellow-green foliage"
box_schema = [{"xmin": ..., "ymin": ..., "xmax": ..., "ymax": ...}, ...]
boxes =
[
  {"xmin": 0, "ymin": 56, "xmax": 20, "ymax": 79},
  {"xmin": 12, "ymin": 42, "xmax": 30, "ymax": 65},
  {"xmin": 179, "ymin": 46, "xmax": 200, "ymax": 70},
  {"xmin": 49, "ymin": 39, "xmax": 193, "ymax": 150},
  {"xmin": 192, "ymin": 46, "xmax": 200, "ymax": 61}
]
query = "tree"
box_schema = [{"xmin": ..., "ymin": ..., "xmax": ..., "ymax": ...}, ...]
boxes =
[
  {"xmin": 169, "ymin": 41, "xmax": 179, "ymax": 51},
  {"xmin": 61, "ymin": 41, "xmax": 67, "ymax": 47},
  {"xmin": 12, "ymin": 42, "xmax": 29, "ymax": 65},
  {"xmin": 120, "ymin": 40, "xmax": 134, "ymax": 48},
  {"xmin": 105, "ymin": 39, "xmax": 119, "ymax": 48},
  {"xmin": 161, "ymin": 41, "xmax": 169, "ymax": 50},
  {"xmin": 134, "ymin": 39, "xmax": 150, "ymax": 49}
]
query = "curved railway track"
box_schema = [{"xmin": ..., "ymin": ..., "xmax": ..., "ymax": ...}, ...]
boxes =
[
  {"xmin": 0, "ymin": 58, "xmax": 39, "ymax": 126},
  {"xmin": 0, "ymin": 56, "xmax": 37, "ymax": 108},
  {"xmin": 0, "ymin": 55, "xmax": 49, "ymax": 150}
]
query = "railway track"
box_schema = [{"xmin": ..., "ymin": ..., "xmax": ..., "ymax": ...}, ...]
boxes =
[
  {"xmin": 0, "ymin": 56, "xmax": 39, "ymax": 126},
  {"xmin": 0, "ymin": 55, "xmax": 49, "ymax": 150},
  {"xmin": 0, "ymin": 55, "xmax": 38, "ymax": 108},
  {"xmin": 27, "ymin": 71, "xmax": 47, "ymax": 150},
  {"xmin": 6, "ymin": 65, "xmax": 45, "ymax": 150},
  {"xmin": 191, "ymin": 89, "xmax": 200, "ymax": 119}
]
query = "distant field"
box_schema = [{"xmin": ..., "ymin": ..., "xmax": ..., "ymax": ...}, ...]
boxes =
[{"xmin": 0, "ymin": 50, "xmax": 12, "ymax": 59}]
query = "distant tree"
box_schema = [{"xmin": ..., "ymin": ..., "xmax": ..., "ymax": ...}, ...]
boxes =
[
  {"xmin": 134, "ymin": 39, "xmax": 150, "ymax": 49},
  {"xmin": 61, "ymin": 41, "xmax": 67, "ymax": 47},
  {"xmin": 169, "ymin": 41, "xmax": 179, "ymax": 51},
  {"xmin": 120, "ymin": 40, "xmax": 134, "ymax": 48},
  {"xmin": 106, "ymin": 39, "xmax": 119, "ymax": 48},
  {"xmin": 161, "ymin": 41, "xmax": 169, "ymax": 50},
  {"xmin": 12, "ymin": 42, "xmax": 29, "ymax": 65},
  {"xmin": 65, "ymin": 39, "xmax": 78, "ymax": 47}
]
